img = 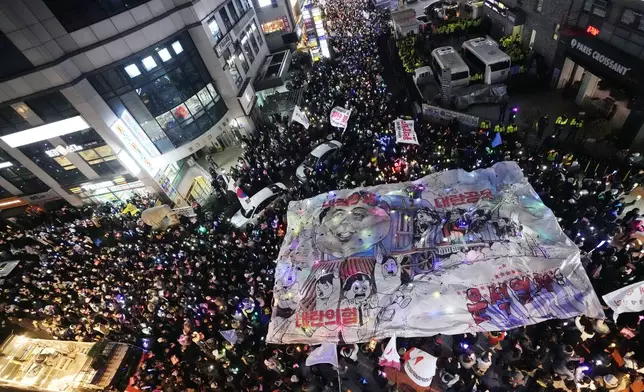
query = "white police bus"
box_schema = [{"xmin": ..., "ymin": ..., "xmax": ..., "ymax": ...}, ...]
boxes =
[
  {"xmin": 461, "ymin": 37, "xmax": 511, "ymax": 85},
  {"xmin": 430, "ymin": 46, "xmax": 471, "ymax": 88}
]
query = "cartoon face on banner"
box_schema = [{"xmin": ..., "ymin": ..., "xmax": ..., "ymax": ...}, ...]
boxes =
[
  {"xmin": 314, "ymin": 192, "xmax": 391, "ymax": 258},
  {"xmin": 267, "ymin": 162, "xmax": 605, "ymax": 345}
]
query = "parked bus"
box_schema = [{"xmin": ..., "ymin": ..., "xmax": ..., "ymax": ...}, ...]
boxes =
[
  {"xmin": 430, "ymin": 46, "xmax": 471, "ymax": 88},
  {"xmin": 461, "ymin": 37, "xmax": 511, "ymax": 85}
]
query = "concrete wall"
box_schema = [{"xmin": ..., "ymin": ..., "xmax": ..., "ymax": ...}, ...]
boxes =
[{"xmin": 519, "ymin": 0, "xmax": 572, "ymax": 67}]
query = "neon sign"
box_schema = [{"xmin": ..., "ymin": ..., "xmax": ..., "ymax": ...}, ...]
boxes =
[{"xmin": 587, "ymin": 25, "xmax": 600, "ymax": 36}]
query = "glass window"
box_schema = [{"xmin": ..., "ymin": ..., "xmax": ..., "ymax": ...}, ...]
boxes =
[
  {"xmin": 208, "ymin": 17, "xmax": 223, "ymax": 43},
  {"xmin": 166, "ymin": 67, "xmax": 193, "ymax": 100},
  {"xmin": 258, "ymin": 0, "xmax": 271, "ymax": 7},
  {"xmin": 0, "ymin": 163, "xmax": 48, "ymax": 195},
  {"xmin": 142, "ymin": 55, "xmax": 158, "ymax": 71},
  {"xmin": 171, "ymin": 103, "xmax": 191, "ymax": 122},
  {"xmin": 207, "ymin": 83, "xmax": 221, "ymax": 102},
  {"xmin": 197, "ymin": 86, "xmax": 213, "ymax": 106},
  {"xmin": 124, "ymin": 64, "xmax": 141, "ymax": 78},
  {"xmin": 79, "ymin": 149, "xmax": 100, "ymax": 161},
  {"xmin": 252, "ymin": 22, "xmax": 264, "ymax": 45},
  {"xmin": 220, "ymin": 8, "xmax": 233, "ymax": 30},
  {"xmin": 249, "ymin": 33, "xmax": 260, "ymax": 54},
  {"xmin": 239, "ymin": 0, "xmax": 250, "ymax": 11},
  {"xmin": 262, "ymin": 18, "xmax": 286, "ymax": 33},
  {"xmin": 156, "ymin": 111, "xmax": 176, "ymax": 130},
  {"xmin": 228, "ymin": 3, "xmax": 239, "ymax": 22},
  {"xmin": 195, "ymin": 110, "xmax": 214, "ymax": 132},
  {"xmin": 172, "ymin": 41, "xmax": 184, "ymax": 54},
  {"xmin": 151, "ymin": 75, "xmax": 183, "ymax": 110},
  {"xmin": 157, "ymin": 47, "xmax": 172, "ymax": 62},
  {"xmin": 185, "ymin": 95, "xmax": 204, "ymax": 114},
  {"xmin": 239, "ymin": 52, "xmax": 249, "ymax": 72},
  {"xmin": 242, "ymin": 39, "xmax": 255, "ymax": 63},
  {"xmin": 235, "ymin": 0, "xmax": 247, "ymax": 13},
  {"xmin": 228, "ymin": 62, "xmax": 243, "ymax": 87},
  {"xmin": 18, "ymin": 142, "xmax": 88, "ymax": 186}
]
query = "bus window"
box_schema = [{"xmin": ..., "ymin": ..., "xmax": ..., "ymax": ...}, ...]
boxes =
[
  {"xmin": 463, "ymin": 49, "xmax": 485, "ymax": 73},
  {"xmin": 452, "ymin": 70, "xmax": 469, "ymax": 80},
  {"xmin": 490, "ymin": 60, "xmax": 510, "ymax": 72}
]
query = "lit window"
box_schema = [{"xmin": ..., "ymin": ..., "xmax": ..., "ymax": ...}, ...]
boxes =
[
  {"xmin": 157, "ymin": 48, "xmax": 172, "ymax": 62},
  {"xmin": 142, "ymin": 56, "xmax": 158, "ymax": 71},
  {"xmin": 208, "ymin": 19, "xmax": 221, "ymax": 36},
  {"xmin": 124, "ymin": 64, "xmax": 141, "ymax": 78},
  {"xmin": 172, "ymin": 41, "xmax": 183, "ymax": 54},
  {"xmin": 258, "ymin": 0, "xmax": 271, "ymax": 7}
]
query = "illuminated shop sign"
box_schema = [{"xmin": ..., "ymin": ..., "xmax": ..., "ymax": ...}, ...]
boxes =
[
  {"xmin": 110, "ymin": 119, "xmax": 159, "ymax": 177},
  {"xmin": 570, "ymin": 38, "xmax": 631, "ymax": 76},
  {"xmin": 587, "ymin": 25, "xmax": 600, "ymax": 36},
  {"xmin": 44, "ymin": 144, "xmax": 83, "ymax": 157}
]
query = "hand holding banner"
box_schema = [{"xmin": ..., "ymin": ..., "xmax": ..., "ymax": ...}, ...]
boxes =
[
  {"xmin": 394, "ymin": 119, "xmax": 419, "ymax": 145},
  {"xmin": 330, "ymin": 106, "xmax": 351, "ymax": 128},
  {"xmin": 292, "ymin": 106, "xmax": 310, "ymax": 129}
]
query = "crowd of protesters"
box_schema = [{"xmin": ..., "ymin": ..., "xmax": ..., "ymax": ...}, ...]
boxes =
[{"xmin": 1, "ymin": 0, "xmax": 644, "ymax": 391}]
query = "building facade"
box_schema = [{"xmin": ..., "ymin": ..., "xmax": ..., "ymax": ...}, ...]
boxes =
[
  {"xmin": 551, "ymin": 0, "xmax": 644, "ymax": 147},
  {"xmin": 0, "ymin": 0, "xmax": 269, "ymax": 207},
  {"xmin": 483, "ymin": 0, "xmax": 568, "ymax": 68}
]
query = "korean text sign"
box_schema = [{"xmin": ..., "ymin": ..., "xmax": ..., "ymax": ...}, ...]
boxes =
[{"xmin": 267, "ymin": 162, "xmax": 604, "ymax": 344}]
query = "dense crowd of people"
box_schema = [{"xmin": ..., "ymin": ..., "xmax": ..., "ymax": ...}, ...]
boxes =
[{"xmin": 1, "ymin": 0, "xmax": 644, "ymax": 391}]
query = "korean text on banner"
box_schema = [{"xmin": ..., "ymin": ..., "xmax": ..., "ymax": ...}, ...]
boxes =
[
  {"xmin": 603, "ymin": 280, "xmax": 644, "ymax": 321},
  {"xmin": 292, "ymin": 106, "xmax": 310, "ymax": 130},
  {"xmin": 394, "ymin": 119, "xmax": 419, "ymax": 145},
  {"xmin": 266, "ymin": 162, "xmax": 604, "ymax": 344},
  {"xmin": 330, "ymin": 106, "xmax": 351, "ymax": 128}
]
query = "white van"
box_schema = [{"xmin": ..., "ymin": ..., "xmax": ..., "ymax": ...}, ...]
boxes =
[
  {"xmin": 430, "ymin": 46, "xmax": 471, "ymax": 88},
  {"xmin": 461, "ymin": 38, "xmax": 511, "ymax": 85}
]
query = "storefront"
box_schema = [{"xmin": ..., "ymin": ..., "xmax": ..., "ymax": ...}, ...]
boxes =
[
  {"xmin": 68, "ymin": 174, "xmax": 156, "ymax": 205},
  {"xmin": 554, "ymin": 32, "xmax": 644, "ymax": 146}
]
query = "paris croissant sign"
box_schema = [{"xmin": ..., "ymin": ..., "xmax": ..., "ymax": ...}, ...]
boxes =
[{"xmin": 570, "ymin": 38, "xmax": 631, "ymax": 76}]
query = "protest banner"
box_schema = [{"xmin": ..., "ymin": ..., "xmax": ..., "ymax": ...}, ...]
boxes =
[
  {"xmin": 292, "ymin": 106, "xmax": 310, "ymax": 129},
  {"xmin": 394, "ymin": 119, "xmax": 419, "ymax": 145},
  {"xmin": 330, "ymin": 106, "xmax": 351, "ymax": 128},
  {"xmin": 603, "ymin": 280, "xmax": 644, "ymax": 321},
  {"xmin": 266, "ymin": 162, "xmax": 604, "ymax": 344}
]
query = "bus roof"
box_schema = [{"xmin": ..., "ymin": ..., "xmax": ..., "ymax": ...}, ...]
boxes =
[
  {"xmin": 431, "ymin": 46, "xmax": 469, "ymax": 70},
  {"xmin": 462, "ymin": 37, "xmax": 510, "ymax": 63}
]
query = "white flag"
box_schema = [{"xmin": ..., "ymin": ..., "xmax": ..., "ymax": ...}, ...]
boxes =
[
  {"xmin": 305, "ymin": 343, "xmax": 338, "ymax": 367},
  {"xmin": 378, "ymin": 334, "xmax": 400, "ymax": 370},
  {"xmin": 394, "ymin": 119, "xmax": 419, "ymax": 145},
  {"xmin": 292, "ymin": 106, "xmax": 310, "ymax": 129},
  {"xmin": 602, "ymin": 280, "xmax": 644, "ymax": 321},
  {"xmin": 330, "ymin": 106, "xmax": 351, "ymax": 128}
]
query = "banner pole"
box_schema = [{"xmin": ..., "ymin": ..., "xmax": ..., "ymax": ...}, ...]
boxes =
[{"xmin": 337, "ymin": 369, "xmax": 342, "ymax": 392}]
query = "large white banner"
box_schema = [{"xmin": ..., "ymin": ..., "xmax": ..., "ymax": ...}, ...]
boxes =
[
  {"xmin": 394, "ymin": 119, "xmax": 419, "ymax": 145},
  {"xmin": 292, "ymin": 106, "xmax": 310, "ymax": 129},
  {"xmin": 330, "ymin": 106, "xmax": 351, "ymax": 128},
  {"xmin": 603, "ymin": 280, "xmax": 644, "ymax": 321},
  {"xmin": 267, "ymin": 162, "xmax": 604, "ymax": 344}
]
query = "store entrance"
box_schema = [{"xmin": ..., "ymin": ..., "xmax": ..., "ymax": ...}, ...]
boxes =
[
  {"xmin": 558, "ymin": 57, "xmax": 633, "ymax": 132},
  {"xmin": 216, "ymin": 129, "xmax": 243, "ymax": 149}
]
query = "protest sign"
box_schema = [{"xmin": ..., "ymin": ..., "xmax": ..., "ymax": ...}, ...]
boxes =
[
  {"xmin": 266, "ymin": 162, "xmax": 604, "ymax": 344},
  {"xmin": 330, "ymin": 107, "xmax": 351, "ymax": 128},
  {"xmin": 394, "ymin": 119, "xmax": 419, "ymax": 145},
  {"xmin": 603, "ymin": 280, "xmax": 644, "ymax": 321}
]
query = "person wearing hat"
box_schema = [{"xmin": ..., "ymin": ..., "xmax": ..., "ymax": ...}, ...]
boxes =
[{"xmin": 594, "ymin": 373, "xmax": 630, "ymax": 391}]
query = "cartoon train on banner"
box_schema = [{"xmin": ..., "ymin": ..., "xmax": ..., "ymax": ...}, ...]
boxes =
[{"xmin": 267, "ymin": 162, "xmax": 604, "ymax": 344}]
